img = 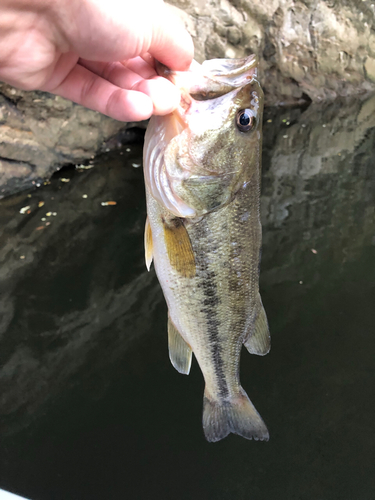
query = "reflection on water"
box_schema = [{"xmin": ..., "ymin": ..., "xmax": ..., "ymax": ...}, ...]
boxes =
[{"xmin": 0, "ymin": 96, "xmax": 374, "ymax": 500}]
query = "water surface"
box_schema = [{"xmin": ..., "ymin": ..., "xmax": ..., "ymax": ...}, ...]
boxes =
[{"xmin": 0, "ymin": 96, "xmax": 374, "ymax": 500}]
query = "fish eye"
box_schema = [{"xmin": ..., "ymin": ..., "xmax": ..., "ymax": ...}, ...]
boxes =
[{"xmin": 236, "ymin": 109, "xmax": 255, "ymax": 133}]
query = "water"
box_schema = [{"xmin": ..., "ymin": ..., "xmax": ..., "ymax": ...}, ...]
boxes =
[{"xmin": 0, "ymin": 95, "xmax": 374, "ymax": 500}]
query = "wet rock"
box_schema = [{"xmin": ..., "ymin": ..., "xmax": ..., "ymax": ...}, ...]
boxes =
[{"xmin": 0, "ymin": 84, "xmax": 141, "ymax": 198}]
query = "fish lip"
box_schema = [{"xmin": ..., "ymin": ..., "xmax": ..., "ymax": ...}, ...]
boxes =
[
  {"xmin": 156, "ymin": 54, "xmax": 259, "ymax": 101},
  {"xmin": 157, "ymin": 55, "xmax": 259, "ymax": 125},
  {"xmin": 200, "ymin": 54, "xmax": 258, "ymax": 81}
]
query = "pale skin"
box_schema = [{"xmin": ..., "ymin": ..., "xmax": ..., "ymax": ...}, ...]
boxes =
[{"xmin": 0, "ymin": 0, "xmax": 194, "ymax": 121}]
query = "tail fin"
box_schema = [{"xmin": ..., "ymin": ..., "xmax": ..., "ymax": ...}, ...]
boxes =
[{"xmin": 202, "ymin": 388, "xmax": 269, "ymax": 442}]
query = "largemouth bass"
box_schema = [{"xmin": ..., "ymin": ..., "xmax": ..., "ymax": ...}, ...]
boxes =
[{"xmin": 143, "ymin": 55, "xmax": 270, "ymax": 442}]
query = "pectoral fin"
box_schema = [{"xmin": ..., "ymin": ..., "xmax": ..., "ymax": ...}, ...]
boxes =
[
  {"xmin": 163, "ymin": 218, "xmax": 196, "ymax": 278},
  {"xmin": 144, "ymin": 217, "xmax": 153, "ymax": 271},
  {"xmin": 244, "ymin": 294, "xmax": 270, "ymax": 356},
  {"xmin": 168, "ymin": 315, "xmax": 192, "ymax": 375}
]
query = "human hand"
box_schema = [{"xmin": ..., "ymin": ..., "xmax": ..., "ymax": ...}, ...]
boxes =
[{"xmin": 0, "ymin": 0, "xmax": 194, "ymax": 121}]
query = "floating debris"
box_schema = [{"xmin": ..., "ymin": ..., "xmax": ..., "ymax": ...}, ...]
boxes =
[
  {"xmin": 46, "ymin": 212, "xmax": 52, "ymax": 216},
  {"xmin": 267, "ymin": 119, "xmax": 272, "ymax": 123},
  {"xmin": 60, "ymin": 178, "xmax": 70, "ymax": 183},
  {"xmin": 36, "ymin": 226, "xmax": 45, "ymax": 231},
  {"xmin": 38, "ymin": 201, "xmax": 45, "ymax": 208},
  {"xmin": 45, "ymin": 222, "xmax": 51, "ymax": 226},
  {"xmin": 41, "ymin": 218, "xmax": 46, "ymax": 221},
  {"xmin": 52, "ymin": 212, "xmax": 57, "ymax": 216},
  {"xmin": 27, "ymin": 194, "xmax": 32, "ymax": 198},
  {"xmin": 20, "ymin": 255, "xmax": 25, "ymax": 259},
  {"xmin": 132, "ymin": 163, "xmax": 141, "ymax": 168},
  {"xmin": 125, "ymin": 148, "xmax": 131, "ymax": 152},
  {"xmin": 283, "ymin": 135, "xmax": 288, "ymax": 139},
  {"xmin": 299, "ymin": 280, "xmax": 303, "ymax": 284},
  {"xmin": 75, "ymin": 164, "xmax": 94, "ymax": 170},
  {"xmin": 19, "ymin": 206, "xmax": 30, "ymax": 214},
  {"xmin": 82, "ymin": 194, "xmax": 88, "ymax": 199},
  {"xmin": 101, "ymin": 201, "xmax": 117, "ymax": 206},
  {"xmin": 311, "ymin": 249, "xmax": 318, "ymax": 254}
]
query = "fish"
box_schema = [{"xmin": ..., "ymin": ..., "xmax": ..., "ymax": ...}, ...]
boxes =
[{"xmin": 143, "ymin": 55, "xmax": 270, "ymax": 442}]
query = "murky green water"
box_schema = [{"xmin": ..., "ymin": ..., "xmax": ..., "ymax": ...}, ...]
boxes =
[{"xmin": 0, "ymin": 95, "xmax": 374, "ymax": 500}]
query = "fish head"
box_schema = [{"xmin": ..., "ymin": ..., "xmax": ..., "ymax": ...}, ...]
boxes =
[
  {"xmin": 144, "ymin": 56, "xmax": 263, "ymax": 218},
  {"xmin": 180, "ymin": 79, "xmax": 262, "ymax": 177}
]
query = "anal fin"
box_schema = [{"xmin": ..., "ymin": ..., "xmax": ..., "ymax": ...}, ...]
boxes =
[
  {"xmin": 144, "ymin": 216, "xmax": 153, "ymax": 271},
  {"xmin": 244, "ymin": 294, "xmax": 271, "ymax": 356},
  {"xmin": 168, "ymin": 315, "xmax": 192, "ymax": 375}
]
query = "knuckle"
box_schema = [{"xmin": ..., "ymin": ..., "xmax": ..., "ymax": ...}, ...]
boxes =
[
  {"xmin": 105, "ymin": 88, "xmax": 123, "ymax": 117},
  {"xmin": 80, "ymin": 73, "xmax": 98, "ymax": 104},
  {"xmin": 101, "ymin": 62, "xmax": 118, "ymax": 81}
]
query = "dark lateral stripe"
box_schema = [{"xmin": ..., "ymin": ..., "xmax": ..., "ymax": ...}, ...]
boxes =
[{"xmin": 193, "ymin": 219, "xmax": 229, "ymax": 399}]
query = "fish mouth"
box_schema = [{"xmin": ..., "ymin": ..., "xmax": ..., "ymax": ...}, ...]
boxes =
[{"xmin": 156, "ymin": 54, "xmax": 258, "ymax": 102}]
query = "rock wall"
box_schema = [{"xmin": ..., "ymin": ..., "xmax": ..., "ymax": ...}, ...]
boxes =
[
  {"xmin": 0, "ymin": 83, "xmax": 137, "ymax": 198},
  {"xmin": 1, "ymin": 0, "xmax": 375, "ymax": 196},
  {"xmin": 167, "ymin": 0, "xmax": 375, "ymax": 104}
]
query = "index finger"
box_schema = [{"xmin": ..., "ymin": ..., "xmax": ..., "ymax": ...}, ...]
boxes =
[{"xmin": 148, "ymin": 8, "xmax": 194, "ymax": 71}]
